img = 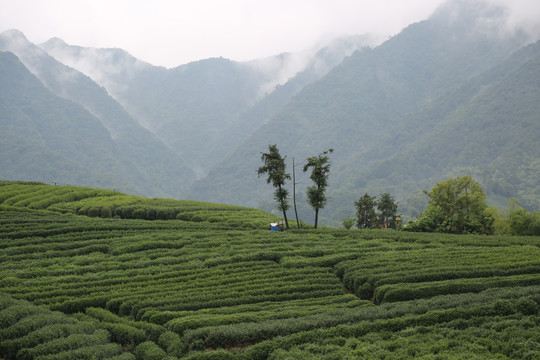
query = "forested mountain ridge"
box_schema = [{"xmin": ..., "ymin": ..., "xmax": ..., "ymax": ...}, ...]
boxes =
[
  {"xmin": 40, "ymin": 35, "xmax": 374, "ymax": 175},
  {"xmin": 0, "ymin": 30, "xmax": 195, "ymax": 197},
  {"xmin": 188, "ymin": 0, "xmax": 539, "ymax": 223},
  {"xmin": 338, "ymin": 40, "xmax": 540, "ymax": 218},
  {"xmin": 1, "ymin": 28, "xmax": 372, "ymax": 195},
  {"xmin": 0, "ymin": 51, "xmax": 138, "ymax": 192}
]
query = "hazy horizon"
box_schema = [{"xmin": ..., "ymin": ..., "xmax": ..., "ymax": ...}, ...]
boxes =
[
  {"xmin": 1, "ymin": 0, "xmax": 445, "ymax": 68},
  {"xmin": 1, "ymin": 0, "xmax": 539, "ymax": 68}
]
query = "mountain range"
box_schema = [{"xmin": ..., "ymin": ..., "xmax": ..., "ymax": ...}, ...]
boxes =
[{"xmin": 1, "ymin": 0, "xmax": 539, "ymax": 224}]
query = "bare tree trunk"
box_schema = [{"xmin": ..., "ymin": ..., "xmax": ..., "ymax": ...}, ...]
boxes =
[
  {"xmin": 282, "ymin": 209, "xmax": 289, "ymax": 230},
  {"xmin": 293, "ymin": 157, "xmax": 300, "ymax": 229},
  {"xmin": 278, "ymin": 184, "xmax": 289, "ymax": 229}
]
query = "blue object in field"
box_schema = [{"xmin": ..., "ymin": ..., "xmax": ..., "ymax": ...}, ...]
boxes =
[{"xmin": 270, "ymin": 223, "xmax": 279, "ymax": 231}]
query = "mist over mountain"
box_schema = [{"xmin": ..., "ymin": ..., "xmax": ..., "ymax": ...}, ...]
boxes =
[
  {"xmin": 187, "ymin": 0, "xmax": 540, "ymax": 223},
  {"xmin": 0, "ymin": 51, "xmax": 138, "ymax": 192},
  {"xmin": 0, "ymin": 30, "xmax": 195, "ymax": 197},
  {"xmin": 1, "ymin": 0, "xmax": 539, "ymax": 224},
  {"xmin": 39, "ymin": 34, "xmax": 376, "ymax": 176}
]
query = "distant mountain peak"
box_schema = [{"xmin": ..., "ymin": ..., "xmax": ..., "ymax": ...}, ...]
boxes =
[
  {"xmin": 0, "ymin": 29, "xmax": 28, "ymax": 41},
  {"xmin": 0, "ymin": 29, "xmax": 32, "ymax": 51},
  {"xmin": 0, "ymin": 29, "xmax": 51, "ymax": 78},
  {"xmin": 244, "ymin": 34, "xmax": 379, "ymax": 98},
  {"xmin": 42, "ymin": 37, "xmax": 69, "ymax": 48}
]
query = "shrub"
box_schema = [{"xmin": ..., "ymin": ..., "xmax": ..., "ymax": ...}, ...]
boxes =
[
  {"xmin": 491, "ymin": 300, "xmax": 517, "ymax": 316},
  {"xmin": 516, "ymin": 297, "xmax": 538, "ymax": 315},
  {"xmin": 35, "ymin": 343, "xmax": 123, "ymax": 360},
  {"xmin": 108, "ymin": 353, "xmax": 137, "ymax": 360},
  {"xmin": 15, "ymin": 329, "xmax": 110, "ymax": 360},
  {"xmin": 101, "ymin": 207, "xmax": 112, "ymax": 218},
  {"xmin": 134, "ymin": 341, "xmax": 167, "ymax": 360},
  {"xmin": 158, "ymin": 331, "xmax": 184, "ymax": 357},
  {"xmin": 342, "ymin": 217, "xmax": 355, "ymax": 229},
  {"xmin": 103, "ymin": 323, "xmax": 147, "ymax": 346}
]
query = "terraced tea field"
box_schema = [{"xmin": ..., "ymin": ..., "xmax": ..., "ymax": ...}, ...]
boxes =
[{"xmin": 1, "ymin": 181, "xmax": 540, "ymax": 359}]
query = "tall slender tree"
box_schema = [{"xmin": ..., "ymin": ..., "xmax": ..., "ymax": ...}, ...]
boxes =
[
  {"xmin": 377, "ymin": 193, "xmax": 398, "ymax": 229},
  {"xmin": 258, "ymin": 144, "xmax": 290, "ymax": 229},
  {"xmin": 303, "ymin": 149, "xmax": 333, "ymax": 229},
  {"xmin": 355, "ymin": 193, "xmax": 377, "ymax": 229}
]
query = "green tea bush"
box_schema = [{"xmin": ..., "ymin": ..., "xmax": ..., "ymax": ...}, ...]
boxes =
[
  {"xmin": 34, "ymin": 343, "xmax": 123, "ymax": 360},
  {"xmin": 15, "ymin": 329, "xmax": 110, "ymax": 360},
  {"xmin": 374, "ymin": 274, "xmax": 540, "ymax": 304},
  {"xmin": 108, "ymin": 353, "xmax": 137, "ymax": 360},
  {"xmin": 0, "ymin": 303, "xmax": 50, "ymax": 329},
  {"xmin": 1, "ymin": 182, "xmax": 278, "ymax": 225},
  {"xmin": 516, "ymin": 297, "xmax": 539, "ymax": 315},
  {"xmin": 134, "ymin": 341, "xmax": 167, "ymax": 360},
  {"xmin": 185, "ymin": 349, "xmax": 235, "ymax": 359},
  {"xmin": 0, "ymin": 312, "xmax": 77, "ymax": 340},
  {"xmin": 0, "ymin": 321, "xmax": 99, "ymax": 359},
  {"xmin": 158, "ymin": 331, "xmax": 184, "ymax": 357},
  {"xmin": 102, "ymin": 323, "xmax": 147, "ymax": 347},
  {"xmin": 86, "ymin": 307, "xmax": 123, "ymax": 323}
]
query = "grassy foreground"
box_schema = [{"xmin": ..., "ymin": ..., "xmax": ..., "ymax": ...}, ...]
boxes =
[{"xmin": 1, "ymin": 181, "xmax": 540, "ymax": 359}]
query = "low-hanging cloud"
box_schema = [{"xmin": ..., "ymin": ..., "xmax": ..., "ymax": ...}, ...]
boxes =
[
  {"xmin": 495, "ymin": 0, "xmax": 540, "ymax": 39},
  {"xmin": 0, "ymin": 0, "xmax": 539, "ymax": 67}
]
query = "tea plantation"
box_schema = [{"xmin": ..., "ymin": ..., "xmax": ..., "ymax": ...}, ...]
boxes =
[{"xmin": 1, "ymin": 181, "xmax": 540, "ymax": 359}]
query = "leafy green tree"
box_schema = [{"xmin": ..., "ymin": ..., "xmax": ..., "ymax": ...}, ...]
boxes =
[
  {"xmin": 485, "ymin": 199, "xmax": 540, "ymax": 236},
  {"xmin": 303, "ymin": 149, "xmax": 333, "ymax": 229},
  {"xmin": 506, "ymin": 199, "xmax": 540, "ymax": 236},
  {"xmin": 258, "ymin": 144, "xmax": 290, "ymax": 229},
  {"xmin": 408, "ymin": 176, "xmax": 493, "ymax": 234},
  {"xmin": 355, "ymin": 193, "xmax": 377, "ymax": 229},
  {"xmin": 342, "ymin": 217, "xmax": 355, "ymax": 230},
  {"xmin": 377, "ymin": 193, "xmax": 398, "ymax": 229},
  {"xmin": 485, "ymin": 205, "xmax": 511, "ymax": 235}
]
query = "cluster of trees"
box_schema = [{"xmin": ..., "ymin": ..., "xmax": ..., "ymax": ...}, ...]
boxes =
[
  {"xmin": 405, "ymin": 175, "xmax": 540, "ymax": 236},
  {"xmin": 258, "ymin": 144, "xmax": 332, "ymax": 229},
  {"xmin": 488, "ymin": 199, "xmax": 540, "ymax": 236},
  {"xmin": 342, "ymin": 193, "xmax": 399, "ymax": 230},
  {"xmin": 405, "ymin": 176, "xmax": 494, "ymax": 234},
  {"xmin": 259, "ymin": 149, "xmax": 540, "ymax": 236}
]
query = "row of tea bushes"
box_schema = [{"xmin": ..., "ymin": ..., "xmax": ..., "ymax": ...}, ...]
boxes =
[
  {"xmin": 0, "ymin": 181, "xmax": 279, "ymax": 227},
  {"xmin": 0, "ymin": 293, "xmax": 134, "ymax": 360},
  {"xmin": 2, "ymin": 184, "xmax": 540, "ymax": 358},
  {"xmin": 335, "ymin": 245, "xmax": 540, "ymax": 303},
  {"xmin": 182, "ymin": 287, "xmax": 540, "ymax": 359}
]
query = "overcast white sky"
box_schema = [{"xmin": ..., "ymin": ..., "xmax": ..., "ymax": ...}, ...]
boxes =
[{"xmin": 0, "ymin": 0, "xmax": 538, "ymax": 68}]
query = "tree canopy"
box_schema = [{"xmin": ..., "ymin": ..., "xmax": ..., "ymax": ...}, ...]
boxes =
[
  {"xmin": 354, "ymin": 193, "xmax": 399, "ymax": 229},
  {"xmin": 377, "ymin": 193, "xmax": 399, "ymax": 229},
  {"xmin": 303, "ymin": 149, "xmax": 333, "ymax": 229},
  {"xmin": 355, "ymin": 193, "xmax": 377, "ymax": 229},
  {"xmin": 406, "ymin": 176, "xmax": 494, "ymax": 234}
]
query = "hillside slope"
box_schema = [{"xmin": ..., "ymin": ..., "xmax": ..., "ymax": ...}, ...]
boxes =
[
  {"xmin": 0, "ymin": 51, "xmax": 143, "ymax": 192},
  {"xmin": 1, "ymin": 182, "xmax": 540, "ymax": 359},
  {"xmin": 341, "ymin": 40, "xmax": 540, "ymax": 216}
]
